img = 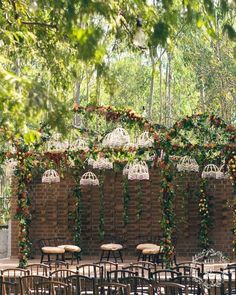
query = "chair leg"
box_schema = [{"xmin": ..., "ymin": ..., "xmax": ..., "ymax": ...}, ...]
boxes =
[
  {"xmin": 61, "ymin": 253, "xmax": 65, "ymax": 261},
  {"xmin": 47, "ymin": 254, "xmax": 50, "ymax": 262}
]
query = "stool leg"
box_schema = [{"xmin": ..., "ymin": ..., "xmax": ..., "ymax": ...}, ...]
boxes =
[
  {"xmin": 71, "ymin": 252, "xmax": 74, "ymax": 265},
  {"xmin": 41, "ymin": 254, "xmax": 44, "ymax": 263},
  {"xmin": 47, "ymin": 254, "xmax": 50, "ymax": 262},
  {"xmin": 137, "ymin": 251, "xmax": 141, "ymax": 261},
  {"xmin": 119, "ymin": 250, "xmax": 123, "ymax": 263},
  {"xmin": 107, "ymin": 250, "xmax": 110, "ymax": 261},
  {"xmin": 112, "ymin": 251, "xmax": 117, "ymax": 263},
  {"xmin": 100, "ymin": 250, "xmax": 104, "ymax": 262},
  {"xmin": 62, "ymin": 253, "xmax": 65, "ymax": 262}
]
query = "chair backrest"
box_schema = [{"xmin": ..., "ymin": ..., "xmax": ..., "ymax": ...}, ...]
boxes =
[
  {"xmin": 95, "ymin": 282, "xmax": 131, "ymax": 294},
  {"xmin": 172, "ymin": 265, "xmax": 201, "ymax": 278},
  {"xmin": 0, "ymin": 276, "xmax": 18, "ymax": 295},
  {"xmin": 222, "ymin": 264, "xmax": 236, "ymax": 293},
  {"xmin": 202, "ymin": 271, "xmax": 230, "ymax": 295},
  {"xmin": 35, "ymin": 280, "xmax": 71, "ymax": 295},
  {"xmin": 177, "ymin": 261, "xmax": 204, "ymax": 275},
  {"xmin": 26, "ymin": 263, "xmax": 50, "ymax": 276},
  {"xmin": 118, "ymin": 275, "xmax": 151, "ymax": 294},
  {"xmin": 123, "ymin": 265, "xmax": 150, "ymax": 279},
  {"xmin": 173, "ymin": 275, "xmax": 204, "ymax": 295},
  {"xmin": 50, "ymin": 269, "xmax": 77, "ymax": 282},
  {"xmin": 150, "ymin": 281, "xmax": 189, "ymax": 295},
  {"xmin": 94, "ymin": 261, "xmax": 118, "ymax": 280},
  {"xmin": 150, "ymin": 269, "xmax": 180, "ymax": 282},
  {"xmin": 130, "ymin": 261, "xmax": 157, "ymax": 272},
  {"xmin": 1, "ymin": 268, "xmax": 29, "ymax": 290},
  {"xmin": 49, "ymin": 260, "xmax": 69, "ymax": 271},
  {"xmin": 107, "ymin": 270, "xmax": 138, "ymax": 282},
  {"xmin": 77, "ymin": 264, "xmax": 103, "ymax": 281},
  {"xmin": 66, "ymin": 274, "xmax": 96, "ymax": 294},
  {"xmin": 20, "ymin": 275, "xmax": 49, "ymax": 294}
]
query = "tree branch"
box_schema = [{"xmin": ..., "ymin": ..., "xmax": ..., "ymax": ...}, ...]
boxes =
[{"xmin": 21, "ymin": 20, "xmax": 57, "ymax": 29}]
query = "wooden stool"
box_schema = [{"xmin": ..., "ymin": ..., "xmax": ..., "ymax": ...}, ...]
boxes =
[
  {"xmin": 136, "ymin": 243, "xmax": 158, "ymax": 261},
  {"xmin": 40, "ymin": 246, "xmax": 65, "ymax": 263},
  {"xmin": 142, "ymin": 246, "xmax": 163, "ymax": 267},
  {"xmin": 100, "ymin": 243, "xmax": 123, "ymax": 262},
  {"xmin": 58, "ymin": 245, "xmax": 81, "ymax": 264}
]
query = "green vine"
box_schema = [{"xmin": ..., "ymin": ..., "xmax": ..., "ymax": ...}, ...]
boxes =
[
  {"xmin": 73, "ymin": 182, "xmax": 82, "ymax": 247},
  {"xmin": 122, "ymin": 177, "xmax": 130, "ymax": 225},
  {"xmin": 99, "ymin": 172, "xmax": 105, "ymax": 240},
  {"xmin": 198, "ymin": 178, "xmax": 212, "ymax": 250},
  {"xmin": 137, "ymin": 182, "xmax": 143, "ymax": 219},
  {"xmin": 159, "ymin": 158, "xmax": 175, "ymax": 268},
  {"xmin": 228, "ymin": 155, "xmax": 236, "ymax": 253}
]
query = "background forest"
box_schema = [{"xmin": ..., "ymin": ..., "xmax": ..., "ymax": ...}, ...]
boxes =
[{"xmin": 0, "ymin": 0, "xmax": 235, "ymax": 144}]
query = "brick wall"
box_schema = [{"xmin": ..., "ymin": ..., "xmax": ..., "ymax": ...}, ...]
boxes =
[{"xmin": 10, "ymin": 168, "xmax": 234, "ymax": 259}]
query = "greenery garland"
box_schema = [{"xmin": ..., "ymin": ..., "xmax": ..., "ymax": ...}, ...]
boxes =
[
  {"xmin": 159, "ymin": 159, "xmax": 175, "ymax": 267},
  {"xmin": 228, "ymin": 156, "xmax": 236, "ymax": 253},
  {"xmin": 99, "ymin": 172, "xmax": 105, "ymax": 240},
  {"xmin": 73, "ymin": 182, "xmax": 82, "ymax": 248},
  {"xmin": 198, "ymin": 179, "xmax": 212, "ymax": 250},
  {"xmin": 2, "ymin": 109, "xmax": 236, "ymax": 267},
  {"xmin": 122, "ymin": 177, "xmax": 130, "ymax": 226}
]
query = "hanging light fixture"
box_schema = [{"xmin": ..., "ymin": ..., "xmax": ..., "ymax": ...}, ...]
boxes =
[
  {"xmin": 42, "ymin": 169, "xmax": 60, "ymax": 183},
  {"xmin": 80, "ymin": 172, "xmax": 99, "ymax": 186},
  {"xmin": 201, "ymin": 164, "xmax": 223, "ymax": 179},
  {"xmin": 47, "ymin": 133, "xmax": 69, "ymax": 152},
  {"xmin": 102, "ymin": 128, "xmax": 130, "ymax": 148},
  {"xmin": 128, "ymin": 160, "xmax": 149, "ymax": 180},
  {"xmin": 177, "ymin": 156, "xmax": 199, "ymax": 172},
  {"xmin": 93, "ymin": 157, "xmax": 113, "ymax": 170},
  {"xmin": 137, "ymin": 131, "xmax": 153, "ymax": 148},
  {"xmin": 71, "ymin": 137, "xmax": 89, "ymax": 151},
  {"xmin": 133, "ymin": 18, "xmax": 148, "ymax": 50},
  {"xmin": 123, "ymin": 162, "xmax": 133, "ymax": 176}
]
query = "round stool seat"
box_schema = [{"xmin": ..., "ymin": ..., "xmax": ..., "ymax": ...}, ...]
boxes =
[
  {"xmin": 142, "ymin": 246, "xmax": 161, "ymax": 255},
  {"xmin": 136, "ymin": 243, "xmax": 158, "ymax": 251},
  {"xmin": 100, "ymin": 243, "xmax": 123, "ymax": 251},
  {"xmin": 41, "ymin": 246, "xmax": 65, "ymax": 254},
  {"xmin": 58, "ymin": 245, "xmax": 81, "ymax": 252}
]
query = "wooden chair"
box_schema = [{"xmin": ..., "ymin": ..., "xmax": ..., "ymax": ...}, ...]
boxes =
[
  {"xmin": 77, "ymin": 264, "xmax": 103, "ymax": 282},
  {"xmin": 150, "ymin": 281, "xmax": 189, "ymax": 295},
  {"xmin": 176, "ymin": 261, "xmax": 204, "ymax": 276},
  {"xmin": 0, "ymin": 277, "xmax": 18, "ymax": 295},
  {"xmin": 107, "ymin": 270, "xmax": 138, "ymax": 282},
  {"xmin": 95, "ymin": 282, "xmax": 131, "ymax": 294},
  {"xmin": 35, "ymin": 280, "xmax": 71, "ymax": 294},
  {"xmin": 172, "ymin": 265, "xmax": 201, "ymax": 278},
  {"xmin": 221, "ymin": 264, "xmax": 236, "ymax": 294},
  {"xmin": 173, "ymin": 275, "xmax": 204, "ymax": 295},
  {"xmin": 123, "ymin": 265, "xmax": 151, "ymax": 279},
  {"xmin": 20, "ymin": 275, "xmax": 50, "ymax": 294},
  {"xmin": 66, "ymin": 274, "xmax": 96, "ymax": 294},
  {"xmin": 202, "ymin": 271, "xmax": 230, "ymax": 295},
  {"xmin": 118, "ymin": 275, "xmax": 151, "ymax": 294},
  {"xmin": 49, "ymin": 260, "xmax": 69, "ymax": 271},
  {"xmin": 1, "ymin": 268, "xmax": 29, "ymax": 293},
  {"xmin": 130, "ymin": 261, "xmax": 158, "ymax": 273},
  {"xmin": 50, "ymin": 269, "xmax": 77, "ymax": 282},
  {"xmin": 26, "ymin": 263, "xmax": 50, "ymax": 276},
  {"xmin": 94, "ymin": 261, "xmax": 118, "ymax": 281},
  {"xmin": 150, "ymin": 269, "xmax": 180, "ymax": 282}
]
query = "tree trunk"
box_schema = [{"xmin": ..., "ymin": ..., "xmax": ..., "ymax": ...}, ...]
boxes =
[
  {"xmin": 74, "ymin": 81, "xmax": 81, "ymax": 104},
  {"xmin": 164, "ymin": 54, "xmax": 169, "ymax": 126},
  {"xmin": 159, "ymin": 58, "xmax": 163, "ymax": 124},
  {"xmin": 148, "ymin": 46, "xmax": 155, "ymax": 119},
  {"xmin": 167, "ymin": 53, "xmax": 172, "ymax": 127}
]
